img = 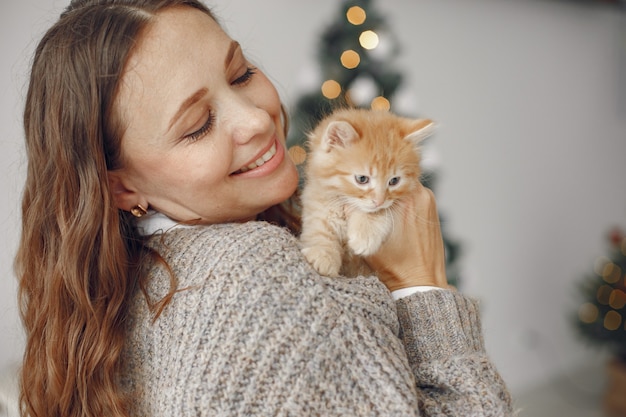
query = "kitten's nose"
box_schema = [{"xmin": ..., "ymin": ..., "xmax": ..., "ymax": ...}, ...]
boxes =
[{"xmin": 372, "ymin": 189, "xmax": 387, "ymax": 208}]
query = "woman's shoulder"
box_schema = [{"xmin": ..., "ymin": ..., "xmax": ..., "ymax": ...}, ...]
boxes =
[
  {"xmin": 141, "ymin": 220, "xmax": 392, "ymax": 317},
  {"xmin": 148, "ymin": 220, "xmax": 296, "ymax": 253},
  {"xmin": 141, "ymin": 221, "xmax": 308, "ymax": 293},
  {"xmin": 130, "ymin": 219, "xmax": 397, "ymax": 343},
  {"xmin": 146, "ymin": 221, "xmax": 300, "ymax": 272}
]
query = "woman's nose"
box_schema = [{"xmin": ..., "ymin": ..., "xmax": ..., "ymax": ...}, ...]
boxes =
[{"xmin": 223, "ymin": 95, "xmax": 273, "ymax": 145}]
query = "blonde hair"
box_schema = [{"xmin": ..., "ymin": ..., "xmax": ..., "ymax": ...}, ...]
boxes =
[{"xmin": 16, "ymin": 1, "xmax": 218, "ymax": 416}]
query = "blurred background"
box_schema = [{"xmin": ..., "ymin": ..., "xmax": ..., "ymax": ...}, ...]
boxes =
[{"xmin": 1, "ymin": 0, "xmax": 625, "ymax": 415}]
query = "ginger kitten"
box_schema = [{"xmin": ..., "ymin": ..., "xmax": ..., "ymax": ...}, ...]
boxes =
[{"xmin": 299, "ymin": 108, "xmax": 435, "ymax": 277}]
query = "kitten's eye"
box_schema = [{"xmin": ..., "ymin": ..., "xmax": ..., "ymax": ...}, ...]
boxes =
[
  {"xmin": 355, "ymin": 175, "xmax": 370, "ymax": 184},
  {"xmin": 388, "ymin": 177, "xmax": 401, "ymax": 186}
]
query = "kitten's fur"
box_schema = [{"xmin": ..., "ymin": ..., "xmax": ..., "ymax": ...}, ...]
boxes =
[{"xmin": 299, "ymin": 108, "xmax": 435, "ymax": 277}]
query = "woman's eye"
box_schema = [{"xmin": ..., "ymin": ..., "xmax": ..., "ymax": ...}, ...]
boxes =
[
  {"xmin": 388, "ymin": 177, "xmax": 401, "ymax": 186},
  {"xmin": 184, "ymin": 111, "xmax": 215, "ymax": 143},
  {"xmin": 355, "ymin": 175, "xmax": 369, "ymax": 185},
  {"xmin": 232, "ymin": 66, "xmax": 257, "ymax": 86}
]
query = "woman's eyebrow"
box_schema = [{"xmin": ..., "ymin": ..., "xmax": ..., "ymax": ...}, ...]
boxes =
[
  {"xmin": 166, "ymin": 41, "xmax": 240, "ymax": 134},
  {"xmin": 224, "ymin": 40, "xmax": 240, "ymax": 69}
]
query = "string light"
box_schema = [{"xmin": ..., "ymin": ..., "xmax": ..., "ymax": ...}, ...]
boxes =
[
  {"xmin": 602, "ymin": 261, "xmax": 621, "ymax": 284},
  {"xmin": 597, "ymin": 284, "xmax": 613, "ymax": 305},
  {"xmin": 359, "ymin": 30, "xmax": 379, "ymax": 50},
  {"xmin": 371, "ymin": 96, "xmax": 390, "ymax": 111},
  {"xmin": 579, "ymin": 302, "xmax": 599, "ymax": 324},
  {"xmin": 346, "ymin": 6, "xmax": 366, "ymax": 25},
  {"xmin": 321, "ymin": 79, "xmax": 342, "ymax": 99},
  {"xmin": 604, "ymin": 310, "xmax": 622, "ymax": 331},
  {"xmin": 340, "ymin": 50, "xmax": 361, "ymax": 69},
  {"xmin": 594, "ymin": 256, "xmax": 611, "ymax": 276},
  {"xmin": 288, "ymin": 146, "xmax": 307, "ymax": 165},
  {"xmin": 609, "ymin": 289, "xmax": 626, "ymax": 310}
]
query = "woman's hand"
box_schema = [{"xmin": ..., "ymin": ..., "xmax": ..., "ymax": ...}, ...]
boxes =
[{"xmin": 365, "ymin": 183, "xmax": 449, "ymax": 291}]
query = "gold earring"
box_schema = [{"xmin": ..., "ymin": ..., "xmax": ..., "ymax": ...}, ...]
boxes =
[{"xmin": 130, "ymin": 204, "xmax": 148, "ymax": 218}]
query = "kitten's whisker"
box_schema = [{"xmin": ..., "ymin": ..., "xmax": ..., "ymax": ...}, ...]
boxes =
[
  {"xmin": 387, "ymin": 205, "xmax": 397, "ymax": 235},
  {"xmin": 414, "ymin": 206, "xmax": 442, "ymax": 227}
]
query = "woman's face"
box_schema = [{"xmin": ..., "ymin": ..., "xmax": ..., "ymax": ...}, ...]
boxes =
[{"xmin": 109, "ymin": 6, "xmax": 298, "ymax": 223}]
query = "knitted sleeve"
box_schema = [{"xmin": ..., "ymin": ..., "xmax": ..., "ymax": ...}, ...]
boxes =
[{"xmin": 396, "ymin": 290, "xmax": 516, "ymax": 416}]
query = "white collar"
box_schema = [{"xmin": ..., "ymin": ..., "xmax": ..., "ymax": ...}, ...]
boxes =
[{"xmin": 135, "ymin": 210, "xmax": 193, "ymax": 236}]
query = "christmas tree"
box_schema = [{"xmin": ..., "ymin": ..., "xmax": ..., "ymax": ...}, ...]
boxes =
[
  {"xmin": 286, "ymin": 0, "xmax": 462, "ymax": 287},
  {"xmin": 575, "ymin": 228, "xmax": 626, "ymax": 362}
]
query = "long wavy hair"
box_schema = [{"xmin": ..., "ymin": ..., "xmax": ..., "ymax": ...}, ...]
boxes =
[{"xmin": 16, "ymin": 1, "xmax": 298, "ymax": 416}]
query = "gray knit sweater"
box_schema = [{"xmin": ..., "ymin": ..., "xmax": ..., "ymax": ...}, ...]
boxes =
[{"xmin": 120, "ymin": 221, "xmax": 514, "ymax": 416}]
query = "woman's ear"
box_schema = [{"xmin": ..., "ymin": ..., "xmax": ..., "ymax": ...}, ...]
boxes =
[{"xmin": 107, "ymin": 170, "xmax": 145, "ymax": 212}]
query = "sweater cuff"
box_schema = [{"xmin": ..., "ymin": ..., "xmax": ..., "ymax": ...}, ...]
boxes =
[
  {"xmin": 391, "ymin": 286, "xmax": 443, "ymax": 300},
  {"xmin": 395, "ymin": 290, "xmax": 485, "ymax": 364}
]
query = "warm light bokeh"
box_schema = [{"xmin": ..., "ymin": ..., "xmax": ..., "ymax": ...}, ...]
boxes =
[{"xmin": 346, "ymin": 6, "xmax": 366, "ymax": 25}]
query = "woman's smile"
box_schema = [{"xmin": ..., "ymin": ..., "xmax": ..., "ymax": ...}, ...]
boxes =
[{"xmin": 231, "ymin": 137, "xmax": 285, "ymax": 178}]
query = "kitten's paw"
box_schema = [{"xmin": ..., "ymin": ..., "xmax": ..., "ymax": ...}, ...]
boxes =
[
  {"xmin": 301, "ymin": 247, "xmax": 341, "ymax": 277},
  {"xmin": 348, "ymin": 234, "xmax": 382, "ymax": 257},
  {"xmin": 347, "ymin": 214, "xmax": 391, "ymax": 256}
]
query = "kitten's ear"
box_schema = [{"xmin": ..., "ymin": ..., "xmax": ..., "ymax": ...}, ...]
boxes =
[
  {"xmin": 321, "ymin": 120, "xmax": 360, "ymax": 152},
  {"xmin": 404, "ymin": 119, "xmax": 436, "ymax": 147}
]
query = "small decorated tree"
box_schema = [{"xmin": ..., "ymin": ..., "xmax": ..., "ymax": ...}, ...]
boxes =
[
  {"xmin": 574, "ymin": 227, "xmax": 626, "ymax": 415},
  {"xmin": 576, "ymin": 228, "xmax": 626, "ymax": 360}
]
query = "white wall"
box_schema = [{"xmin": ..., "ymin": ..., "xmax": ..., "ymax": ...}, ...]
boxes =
[
  {"xmin": 0, "ymin": 0, "xmax": 63, "ymax": 380},
  {"xmin": 1, "ymin": 0, "xmax": 624, "ymax": 406}
]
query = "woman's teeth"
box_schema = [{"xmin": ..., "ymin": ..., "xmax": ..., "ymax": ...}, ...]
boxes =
[{"xmin": 236, "ymin": 143, "xmax": 277, "ymax": 174}]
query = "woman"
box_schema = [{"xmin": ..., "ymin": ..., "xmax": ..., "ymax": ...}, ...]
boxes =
[{"xmin": 16, "ymin": 0, "xmax": 514, "ymax": 416}]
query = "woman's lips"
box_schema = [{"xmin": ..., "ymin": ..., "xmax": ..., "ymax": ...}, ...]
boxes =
[
  {"xmin": 231, "ymin": 137, "xmax": 285, "ymax": 177},
  {"xmin": 234, "ymin": 142, "xmax": 277, "ymax": 174}
]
